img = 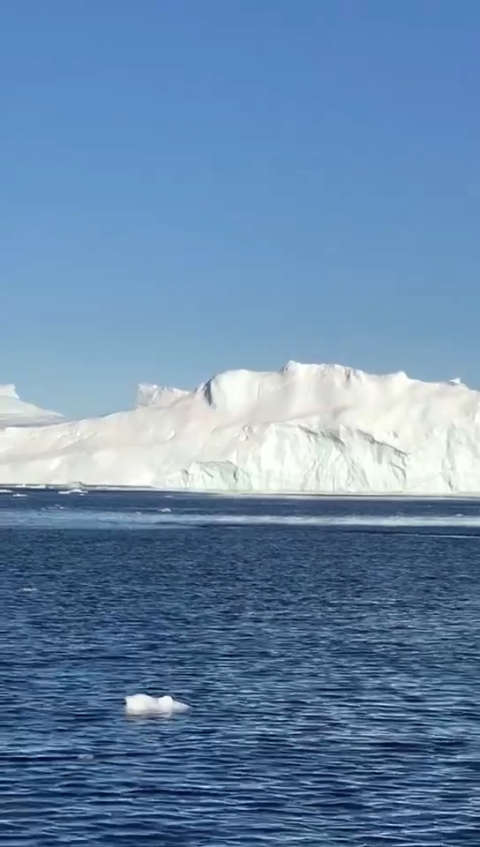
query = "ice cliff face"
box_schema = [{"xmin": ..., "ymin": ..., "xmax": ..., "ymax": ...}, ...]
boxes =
[{"xmin": 1, "ymin": 362, "xmax": 480, "ymax": 493}]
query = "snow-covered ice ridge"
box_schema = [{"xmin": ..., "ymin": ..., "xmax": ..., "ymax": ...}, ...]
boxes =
[{"xmin": 1, "ymin": 361, "xmax": 480, "ymax": 493}]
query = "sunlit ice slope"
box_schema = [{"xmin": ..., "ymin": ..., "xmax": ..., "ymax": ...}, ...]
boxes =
[{"xmin": 1, "ymin": 362, "xmax": 479, "ymax": 493}]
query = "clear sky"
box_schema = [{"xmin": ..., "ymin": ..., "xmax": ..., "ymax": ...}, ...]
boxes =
[{"xmin": 2, "ymin": 1, "xmax": 479, "ymax": 418}]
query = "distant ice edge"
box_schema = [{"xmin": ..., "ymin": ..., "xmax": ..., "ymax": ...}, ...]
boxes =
[{"xmin": 2, "ymin": 361, "xmax": 480, "ymax": 494}]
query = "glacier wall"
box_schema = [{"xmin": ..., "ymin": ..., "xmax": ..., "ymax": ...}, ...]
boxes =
[{"xmin": 1, "ymin": 361, "xmax": 480, "ymax": 493}]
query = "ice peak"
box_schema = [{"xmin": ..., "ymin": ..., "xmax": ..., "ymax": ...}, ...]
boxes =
[
  {"xmin": 136, "ymin": 383, "xmax": 188, "ymax": 408},
  {"xmin": 0, "ymin": 384, "xmax": 19, "ymax": 399}
]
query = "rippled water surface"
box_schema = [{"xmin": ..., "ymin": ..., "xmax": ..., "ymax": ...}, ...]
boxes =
[{"xmin": 1, "ymin": 490, "xmax": 480, "ymax": 845}]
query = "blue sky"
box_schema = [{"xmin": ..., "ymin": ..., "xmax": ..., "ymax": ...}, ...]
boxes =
[{"xmin": 2, "ymin": 1, "xmax": 479, "ymax": 417}]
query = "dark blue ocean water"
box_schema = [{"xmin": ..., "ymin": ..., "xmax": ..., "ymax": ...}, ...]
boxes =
[{"xmin": 1, "ymin": 490, "xmax": 480, "ymax": 845}]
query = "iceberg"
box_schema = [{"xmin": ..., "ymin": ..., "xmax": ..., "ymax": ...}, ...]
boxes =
[
  {"xmin": 1, "ymin": 361, "xmax": 480, "ymax": 493},
  {"xmin": 0, "ymin": 384, "xmax": 61, "ymax": 427},
  {"xmin": 125, "ymin": 693, "xmax": 190, "ymax": 717}
]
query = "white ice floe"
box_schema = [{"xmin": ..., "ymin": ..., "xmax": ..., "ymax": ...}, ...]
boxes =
[
  {"xmin": 125, "ymin": 693, "xmax": 190, "ymax": 717},
  {"xmin": 4, "ymin": 361, "xmax": 480, "ymax": 493}
]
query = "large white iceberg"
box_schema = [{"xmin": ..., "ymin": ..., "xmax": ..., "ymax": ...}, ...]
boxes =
[{"xmin": 1, "ymin": 361, "xmax": 480, "ymax": 493}]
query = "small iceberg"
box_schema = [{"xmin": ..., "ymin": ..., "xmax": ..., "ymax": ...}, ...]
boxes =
[
  {"xmin": 125, "ymin": 693, "xmax": 190, "ymax": 718},
  {"xmin": 59, "ymin": 488, "xmax": 87, "ymax": 495},
  {"xmin": 58, "ymin": 481, "xmax": 88, "ymax": 495}
]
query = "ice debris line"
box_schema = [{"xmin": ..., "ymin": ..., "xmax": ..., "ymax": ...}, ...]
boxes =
[
  {"xmin": 1, "ymin": 361, "xmax": 480, "ymax": 493},
  {"xmin": 125, "ymin": 694, "xmax": 190, "ymax": 717}
]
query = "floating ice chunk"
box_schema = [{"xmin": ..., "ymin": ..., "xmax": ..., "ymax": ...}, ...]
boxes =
[
  {"xmin": 125, "ymin": 693, "xmax": 190, "ymax": 717},
  {"xmin": 58, "ymin": 481, "xmax": 88, "ymax": 495}
]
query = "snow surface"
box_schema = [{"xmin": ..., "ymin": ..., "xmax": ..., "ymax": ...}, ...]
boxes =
[{"xmin": 1, "ymin": 361, "xmax": 480, "ymax": 493}]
